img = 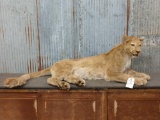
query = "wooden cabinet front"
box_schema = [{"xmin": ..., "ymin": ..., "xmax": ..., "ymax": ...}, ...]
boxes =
[
  {"xmin": 108, "ymin": 90, "xmax": 160, "ymax": 120},
  {"xmin": 0, "ymin": 93, "xmax": 38, "ymax": 120},
  {"xmin": 39, "ymin": 91, "xmax": 106, "ymax": 120},
  {"xmin": 0, "ymin": 91, "xmax": 106, "ymax": 120},
  {"xmin": 1, "ymin": 90, "xmax": 160, "ymax": 120}
]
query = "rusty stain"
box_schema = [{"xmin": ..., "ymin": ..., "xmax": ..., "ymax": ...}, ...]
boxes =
[
  {"xmin": 27, "ymin": 60, "xmax": 31, "ymax": 73},
  {"xmin": 37, "ymin": 56, "xmax": 49, "ymax": 71},
  {"xmin": 114, "ymin": 100, "xmax": 118, "ymax": 117},
  {"xmin": 27, "ymin": 66, "xmax": 29, "ymax": 74},
  {"xmin": 28, "ymin": 26, "xmax": 31, "ymax": 47},
  {"xmin": 30, "ymin": 19, "xmax": 32, "ymax": 44},
  {"xmin": 28, "ymin": 18, "xmax": 33, "ymax": 49},
  {"xmin": 25, "ymin": 20, "xmax": 32, "ymax": 50},
  {"xmin": 126, "ymin": 0, "xmax": 130, "ymax": 35},
  {"xmin": 41, "ymin": 56, "xmax": 44, "ymax": 70},
  {"xmin": 46, "ymin": 56, "xmax": 49, "ymax": 68},
  {"xmin": 30, "ymin": 60, "xmax": 32, "ymax": 73},
  {"xmin": 42, "ymin": 56, "xmax": 49, "ymax": 70},
  {"xmin": 72, "ymin": 0, "xmax": 78, "ymax": 59},
  {"xmin": 27, "ymin": 59, "xmax": 35, "ymax": 73},
  {"xmin": 36, "ymin": 0, "xmax": 42, "ymax": 71},
  {"xmin": 30, "ymin": 59, "xmax": 32, "ymax": 73},
  {"xmin": 72, "ymin": 0, "xmax": 75, "ymax": 17},
  {"xmin": 92, "ymin": 101, "xmax": 96, "ymax": 113}
]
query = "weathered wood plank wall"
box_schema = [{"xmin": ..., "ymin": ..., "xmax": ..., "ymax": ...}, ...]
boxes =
[
  {"xmin": 0, "ymin": 0, "xmax": 39, "ymax": 73},
  {"xmin": 0, "ymin": 0, "xmax": 160, "ymax": 73}
]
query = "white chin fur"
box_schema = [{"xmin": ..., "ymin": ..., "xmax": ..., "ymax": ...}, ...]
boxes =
[{"xmin": 132, "ymin": 55, "xmax": 138, "ymax": 58}]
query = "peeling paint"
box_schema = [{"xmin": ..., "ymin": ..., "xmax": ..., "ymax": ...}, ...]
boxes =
[
  {"xmin": 34, "ymin": 100, "xmax": 37, "ymax": 113},
  {"xmin": 114, "ymin": 100, "xmax": 118, "ymax": 117},
  {"xmin": 45, "ymin": 101, "xmax": 47, "ymax": 110},
  {"xmin": 92, "ymin": 101, "xmax": 96, "ymax": 113}
]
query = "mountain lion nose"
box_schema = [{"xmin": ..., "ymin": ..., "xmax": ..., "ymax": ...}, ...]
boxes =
[{"xmin": 136, "ymin": 50, "xmax": 140, "ymax": 54}]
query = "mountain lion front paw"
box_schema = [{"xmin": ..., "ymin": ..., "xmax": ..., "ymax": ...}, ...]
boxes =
[{"xmin": 134, "ymin": 78, "xmax": 147, "ymax": 86}]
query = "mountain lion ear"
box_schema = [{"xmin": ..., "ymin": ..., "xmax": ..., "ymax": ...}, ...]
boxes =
[
  {"xmin": 122, "ymin": 34, "xmax": 128, "ymax": 42},
  {"xmin": 139, "ymin": 37, "xmax": 145, "ymax": 42}
]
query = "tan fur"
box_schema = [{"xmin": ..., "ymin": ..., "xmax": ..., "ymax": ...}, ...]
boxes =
[{"xmin": 4, "ymin": 35, "xmax": 150, "ymax": 90}]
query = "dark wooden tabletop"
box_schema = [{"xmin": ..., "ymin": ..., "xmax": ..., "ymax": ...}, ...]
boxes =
[{"xmin": 0, "ymin": 73, "xmax": 160, "ymax": 90}]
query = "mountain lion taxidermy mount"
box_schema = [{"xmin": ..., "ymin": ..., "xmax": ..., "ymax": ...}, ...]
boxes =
[{"xmin": 4, "ymin": 34, "xmax": 150, "ymax": 90}]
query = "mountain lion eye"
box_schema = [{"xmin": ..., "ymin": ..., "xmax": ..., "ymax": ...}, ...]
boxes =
[{"xmin": 131, "ymin": 44, "xmax": 135, "ymax": 46}]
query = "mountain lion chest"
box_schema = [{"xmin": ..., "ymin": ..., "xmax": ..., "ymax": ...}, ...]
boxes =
[{"xmin": 123, "ymin": 59, "xmax": 131, "ymax": 72}]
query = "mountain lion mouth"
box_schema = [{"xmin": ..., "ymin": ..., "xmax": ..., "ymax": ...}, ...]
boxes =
[{"xmin": 132, "ymin": 53, "xmax": 139, "ymax": 56}]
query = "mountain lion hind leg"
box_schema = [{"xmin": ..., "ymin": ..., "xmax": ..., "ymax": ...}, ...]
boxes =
[
  {"xmin": 47, "ymin": 60, "xmax": 86, "ymax": 90},
  {"xmin": 47, "ymin": 75, "xmax": 85, "ymax": 90},
  {"xmin": 64, "ymin": 75, "xmax": 86, "ymax": 87},
  {"xmin": 47, "ymin": 77, "xmax": 70, "ymax": 90}
]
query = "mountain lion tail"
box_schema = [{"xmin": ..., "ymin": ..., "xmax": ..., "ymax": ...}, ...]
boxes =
[{"xmin": 4, "ymin": 67, "xmax": 51, "ymax": 88}]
